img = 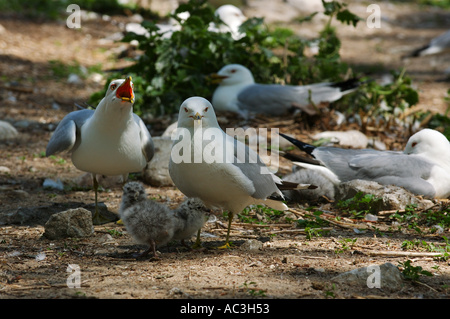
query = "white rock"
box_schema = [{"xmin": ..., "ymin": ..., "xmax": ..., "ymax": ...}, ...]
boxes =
[
  {"xmin": 313, "ymin": 130, "xmax": 369, "ymax": 148},
  {"xmin": 43, "ymin": 178, "xmax": 64, "ymax": 191},
  {"xmin": 0, "ymin": 120, "xmax": 18, "ymax": 140},
  {"xmin": 332, "ymin": 262, "xmax": 404, "ymax": 291}
]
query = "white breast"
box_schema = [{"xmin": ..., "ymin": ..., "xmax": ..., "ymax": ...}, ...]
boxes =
[{"xmin": 72, "ymin": 118, "xmax": 146, "ymax": 176}]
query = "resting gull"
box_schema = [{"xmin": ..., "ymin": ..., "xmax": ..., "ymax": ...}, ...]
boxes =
[
  {"xmin": 211, "ymin": 64, "xmax": 361, "ymax": 118},
  {"xmin": 280, "ymin": 129, "xmax": 450, "ymax": 199},
  {"xmin": 169, "ymin": 97, "xmax": 314, "ymax": 248},
  {"xmin": 46, "ymin": 76, "xmax": 155, "ymax": 224}
]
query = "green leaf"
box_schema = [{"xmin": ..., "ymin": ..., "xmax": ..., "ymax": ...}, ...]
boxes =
[{"xmin": 336, "ymin": 9, "xmax": 362, "ymax": 27}]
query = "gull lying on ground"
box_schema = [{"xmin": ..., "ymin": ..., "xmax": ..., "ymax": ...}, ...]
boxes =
[
  {"xmin": 280, "ymin": 129, "xmax": 450, "ymax": 199},
  {"xmin": 211, "ymin": 64, "xmax": 361, "ymax": 119}
]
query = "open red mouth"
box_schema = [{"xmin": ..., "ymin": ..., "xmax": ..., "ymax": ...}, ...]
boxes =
[{"xmin": 116, "ymin": 76, "xmax": 134, "ymax": 103}]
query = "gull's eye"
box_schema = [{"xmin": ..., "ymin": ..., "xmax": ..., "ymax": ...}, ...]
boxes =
[
  {"xmin": 230, "ymin": 69, "xmax": 236, "ymax": 73},
  {"xmin": 204, "ymin": 107, "xmax": 209, "ymax": 112},
  {"xmin": 110, "ymin": 83, "xmax": 117, "ymax": 90},
  {"xmin": 184, "ymin": 107, "xmax": 189, "ymax": 113},
  {"xmin": 411, "ymin": 142, "xmax": 418, "ymax": 148}
]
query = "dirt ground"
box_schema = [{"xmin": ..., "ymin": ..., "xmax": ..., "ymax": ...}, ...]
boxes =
[{"xmin": 0, "ymin": 1, "xmax": 449, "ymax": 301}]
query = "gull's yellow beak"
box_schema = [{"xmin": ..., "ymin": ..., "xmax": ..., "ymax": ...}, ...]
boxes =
[
  {"xmin": 193, "ymin": 112, "xmax": 202, "ymax": 120},
  {"xmin": 116, "ymin": 76, "xmax": 135, "ymax": 104},
  {"xmin": 209, "ymin": 73, "xmax": 228, "ymax": 84}
]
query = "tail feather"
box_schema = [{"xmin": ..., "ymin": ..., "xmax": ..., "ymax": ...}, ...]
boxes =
[{"xmin": 263, "ymin": 198, "xmax": 289, "ymax": 211}]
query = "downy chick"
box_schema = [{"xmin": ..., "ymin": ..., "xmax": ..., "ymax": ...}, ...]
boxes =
[
  {"xmin": 172, "ymin": 197, "xmax": 209, "ymax": 248},
  {"xmin": 119, "ymin": 181, "xmax": 177, "ymax": 258}
]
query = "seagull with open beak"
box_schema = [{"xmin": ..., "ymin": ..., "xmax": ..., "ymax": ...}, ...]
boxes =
[{"xmin": 46, "ymin": 76, "xmax": 155, "ymax": 224}]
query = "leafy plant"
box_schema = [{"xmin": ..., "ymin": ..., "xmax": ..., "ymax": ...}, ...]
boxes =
[
  {"xmin": 420, "ymin": 90, "xmax": 450, "ymax": 139},
  {"xmin": 48, "ymin": 59, "xmax": 102, "ymax": 80},
  {"xmin": 238, "ymin": 204, "xmax": 284, "ymax": 224},
  {"xmin": 107, "ymin": 229, "xmax": 123, "ymax": 237},
  {"xmin": 324, "ymin": 283, "xmax": 336, "ymax": 299},
  {"xmin": 335, "ymin": 238, "xmax": 357, "ymax": 254},
  {"xmin": 304, "ymin": 226, "xmax": 328, "ymax": 240},
  {"xmin": 344, "ymin": 69, "xmax": 420, "ymax": 131},
  {"xmin": 297, "ymin": 209, "xmax": 330, "ymax": 239},
  {"xmin": 336, "ymin": 192, "xmax": 382, "ymax": 219},
  {"xmin": 93, "ymin": 0, "xmax": 367, "ymax": 116},
  {"xmin": 241, "ymin": 281, "xmax": 266, "ymax": 297},
  {"xmin": 391, "ymin": 204, "xmax": 450, "ymax": 235},
  {"xmin": 0, "ymin": 0, "xmax": 145, "ymax": 20},
  {"xmin": 398, "ymin": 260, "xmax": 433, "ymax": 282}
]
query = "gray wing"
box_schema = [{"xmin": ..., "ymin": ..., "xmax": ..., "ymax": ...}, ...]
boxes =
[
  {"xmin": 132, "ymin": 113, "xmax": 155, "ymax": 162},
  {"xmin": 230, "ymin": 136, "xmax": 281, "ymax": 199},
  {"xmin": 45, "ymin": 109, "xmax": 94, "ymax": 156},
  {"xmin": 237, "ymin": 82, "xmax": 341, "ymax": 116},
  {"xmin": 316, "ymin": 147, "xmax": 436, "ymax": 197}
]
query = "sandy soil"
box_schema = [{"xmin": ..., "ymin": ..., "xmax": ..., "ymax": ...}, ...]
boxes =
[{"xmin": 0, "ymin": 1, "xmax": 449, "ymax": 302}]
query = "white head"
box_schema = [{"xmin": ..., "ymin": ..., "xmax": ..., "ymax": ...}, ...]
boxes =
[
  {"xmin": 215, "ymin": 5, "xmax": 247, "ymax": 28},
  {"xmin": 98, "ymin": 76, "xmax": 135, "ymax": 113},
  {"xmin": 404, "ymin": 129, "xmax": 450, "ymax": 159},
  {"xmin": 105, "ymin": 76, "xmax": 134, "ymax": 103},
  {"xmin": 212, "ymin": 64, "xmax": 255, "ymax": 86},
  {"xmin": 177, "ymin": 96, "xmax": 219, "ymax": 129}
]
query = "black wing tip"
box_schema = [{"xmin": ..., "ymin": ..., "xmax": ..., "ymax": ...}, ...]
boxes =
[
  {"xmin": 330, "ymin": 78, "xmax": 363, "ymax": 91},
  {"xmin": 402, "ymin": 44, "xmax": 430, "ymax": 59},
  {"xmin": 279, "ymin": 133, "xmax": 316, "ymax": 155}
]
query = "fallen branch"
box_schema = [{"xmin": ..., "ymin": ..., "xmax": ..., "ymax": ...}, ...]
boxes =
[
  {"xmin": 360, "ymin": 250, "xmax": 445, "ymax": 258},
  {"xmin": 231, "ymin": 222, "xmax": 294, "ymax": 228},
  {"xmin": 261, "ymin": 227, "xmax": 332, "ymax": 235}
]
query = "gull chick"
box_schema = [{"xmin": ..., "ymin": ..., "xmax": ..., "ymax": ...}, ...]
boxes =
[
  {"xmin": 46, "ymin": 77, "xmax": 154, "ymax": 224},
  {"xmin": 172, "ymin": 197, "xmax": 209, "ymax": 248},
  {"xmin": 169, "ymin": 97, "xmax": 314, "ymax": 248},
  {"xmin": 119, "ymin": 181, "xmax": 177, "ymax": 258}
]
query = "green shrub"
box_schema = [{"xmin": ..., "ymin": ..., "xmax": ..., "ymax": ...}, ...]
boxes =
[{"xmin": 93, "ymin": 0, "xmax": 365, "ymax": 116}]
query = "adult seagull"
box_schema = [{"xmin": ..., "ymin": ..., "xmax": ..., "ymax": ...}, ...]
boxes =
[
  {"xmin": 168, "ymin": 97, "xmax": 314, "ymax": 248},
  {"xmin": 211, "ymin": 64, "xmax": 361, "ymax": 118},
  {"xmin": 279, "ymin": 129, "xmax": 450, "ymax": 199},
  {"xmin": 46, "ymin": 76, "xmax": 155, "ymax": 224}
]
